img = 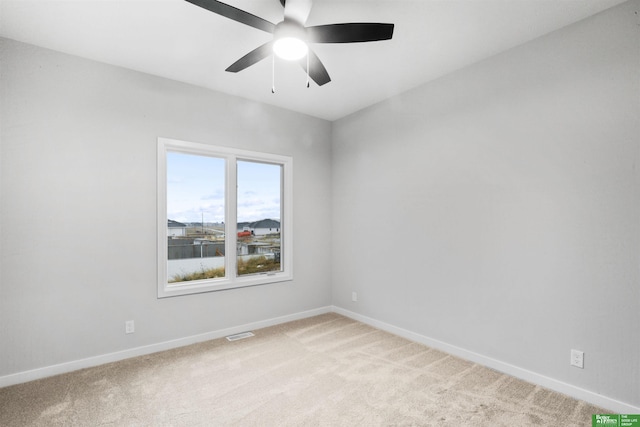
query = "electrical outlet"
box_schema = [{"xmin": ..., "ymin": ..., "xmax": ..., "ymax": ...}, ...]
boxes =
[
  {"xmin": 352, "ymin": 292, "xmax": 358, "ymax": 302},
  {"xmin": 570, "ymin": 349, "xmax": 584, "ymax": 368},
  {"xmin": 125, "ymin": 320, "xmax": 135, "ymax": 334}
]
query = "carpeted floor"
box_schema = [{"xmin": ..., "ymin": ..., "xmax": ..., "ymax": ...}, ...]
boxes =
[{"xmin": 0, "ymin": 313, "xmax": 605, "ymax": 426}]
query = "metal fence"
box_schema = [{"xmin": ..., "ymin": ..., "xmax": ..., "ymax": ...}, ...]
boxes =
[{"xmin": 168, "ymin": 242, "xmax": 225, "ymax": 260}]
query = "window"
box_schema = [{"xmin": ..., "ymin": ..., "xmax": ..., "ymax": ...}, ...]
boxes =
[{"xmin": 157, "ymin": 138, "xmax": 293, "ymax": 298}]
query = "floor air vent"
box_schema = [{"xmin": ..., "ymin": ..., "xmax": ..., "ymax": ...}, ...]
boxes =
[{"xmin": 225, "ymin": 331, "xmax": 255, "ymax": 342}]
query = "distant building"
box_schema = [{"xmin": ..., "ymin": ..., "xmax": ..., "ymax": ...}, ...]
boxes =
[
  {"xmin": 237, "ymin": 219, "xmax": 280, "ymax": 236},
  {"xmin": 168, "ymin": 219, "xmax": 187, "ymax": 237}
]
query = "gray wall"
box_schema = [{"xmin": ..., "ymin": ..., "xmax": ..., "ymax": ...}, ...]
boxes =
[
  {"xmin": 0, "ymin": 38, "xmax": 332, "ymax": 376},
  {"xmin": 332, "ymin": 0, "xmax": 639, "ymax": 408}
]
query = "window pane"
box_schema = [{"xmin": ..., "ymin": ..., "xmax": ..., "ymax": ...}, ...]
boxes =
[
  {"xmin": 166, "ymin": 152, "xmax": 225, "ymax": 283},
  {"xmin": 237, "ymin": 160, "xmax": 282, "ymax": 276}
]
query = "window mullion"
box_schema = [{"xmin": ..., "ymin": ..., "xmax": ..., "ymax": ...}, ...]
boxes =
[{"xmin": 226, "ymin": 155, "xmax": 238, "ymax": 281}]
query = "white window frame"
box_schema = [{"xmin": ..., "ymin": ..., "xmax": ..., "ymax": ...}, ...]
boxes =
[{"xmin": 157, "ymin": 137, "xmax": 293, "ymax": 298}]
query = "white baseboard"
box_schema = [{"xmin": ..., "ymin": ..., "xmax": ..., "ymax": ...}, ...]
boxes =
[
  {"xmin": 0, "ymin": 306, "xmax": 332, "ymax": 388},
  {"xmin": 331, "ymin": 305, "xmax": 640, "ymax": 415}
]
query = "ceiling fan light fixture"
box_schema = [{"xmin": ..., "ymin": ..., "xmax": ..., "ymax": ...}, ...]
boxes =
[
  {"xmin": 272, "ymin": 20, "xmax": 308, "ymax": 61},
  {"xmin": 273, "ymin": 37, "xmax": 308, "ymax": 60},
  {"xmin": 184, "ymin": 0, "xmax": 395, "ymax": 86}
]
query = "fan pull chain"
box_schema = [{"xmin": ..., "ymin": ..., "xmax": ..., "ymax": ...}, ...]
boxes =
[
  {"xmin": 306, "ymin": 53, "xmax": 310, "ymax": 88},
  {"xmin": 271, "ymin": 55, "xmax": 276, "ymax": 94}
]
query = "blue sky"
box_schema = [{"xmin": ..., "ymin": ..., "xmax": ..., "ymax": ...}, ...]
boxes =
[{"xmin": 167, "ymin": 152, "xmax": 281, "ymax": 223}]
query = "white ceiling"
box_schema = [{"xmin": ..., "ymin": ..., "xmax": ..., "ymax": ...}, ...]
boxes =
[{"xmin": 0, "ymin": 0, "xmax": 627, "ymax": 121}]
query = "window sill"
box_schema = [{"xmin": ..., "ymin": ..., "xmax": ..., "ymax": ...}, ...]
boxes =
[{"xmin": 158, "ymin": 273, "xmax": 293, "ymax": 298}]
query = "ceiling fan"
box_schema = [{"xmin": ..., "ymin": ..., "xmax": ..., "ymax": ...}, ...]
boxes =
[{"xmin": 185, "ymin": 0, "xmax": 394, "ymax": 87}]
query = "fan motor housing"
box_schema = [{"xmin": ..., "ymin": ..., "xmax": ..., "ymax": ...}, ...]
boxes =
[{"xmin": 274, "ymin": 20, "xmax": 308, "ymax": 42}]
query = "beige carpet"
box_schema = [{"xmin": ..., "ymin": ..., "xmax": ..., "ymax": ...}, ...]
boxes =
[{"xmin": 0, "ymin": 313, "xmax": 605, "ymax": 426}]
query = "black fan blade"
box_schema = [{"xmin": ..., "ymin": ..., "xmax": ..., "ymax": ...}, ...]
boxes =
[
  {"xmin": 299, "ymin": 49, "xmax": 331, "ymax": 86},
  {"xmin": 306, "ymin": 23, "xmax": 394, "ymax": 43},
  {"xmin": 226, "ymin": 41, "xmax": 274, "ymax": 72},
  {"xmin": 185, "ymin": 0, "xmax": 276, "ymax": 33}
]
